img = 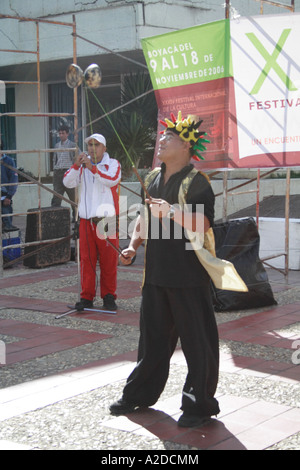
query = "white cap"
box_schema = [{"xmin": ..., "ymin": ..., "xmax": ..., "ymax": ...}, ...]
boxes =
[{"xmin": 85, "ymin": 133, "xmax": 106, "ymax": 146}]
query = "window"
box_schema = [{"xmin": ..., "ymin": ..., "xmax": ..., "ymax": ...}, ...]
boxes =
[{"xmin": 0, "ymin": 87, "xmax": 16, "ymax": 162}]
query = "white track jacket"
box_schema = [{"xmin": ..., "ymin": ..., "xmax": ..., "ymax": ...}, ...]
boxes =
[{"xmin": 63, "ymin": 152, "xmax": 121, "ymax": 219}]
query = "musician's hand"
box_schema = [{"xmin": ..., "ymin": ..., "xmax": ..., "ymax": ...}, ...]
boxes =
[{"xmin": 78, "ymin": 152, "xmax": 92, "ymax": 170}]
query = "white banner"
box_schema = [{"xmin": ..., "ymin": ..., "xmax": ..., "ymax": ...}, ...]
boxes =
[{"xmin": 231, "ymin": 13, "xmax": 300, "ymax": 162}]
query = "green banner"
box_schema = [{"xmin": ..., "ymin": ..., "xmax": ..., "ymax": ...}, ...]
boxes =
[{"xmin": 141, "ymin": 19, "xmax": 231, "ymax": 91}]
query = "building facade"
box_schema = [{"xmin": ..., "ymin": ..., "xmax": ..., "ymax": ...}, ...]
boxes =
[{"xmin": 0, "ymin": 0, "xmax": 298, "ymax": 176}]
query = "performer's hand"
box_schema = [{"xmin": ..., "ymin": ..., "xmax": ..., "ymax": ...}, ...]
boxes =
[
  {"xmin": 74, "ymin": 152, "xmax": 83, "ymax": 167},
  {"xmin": 119, "ymin": 247, "xmax": 136, "ymax": 266},
  {"xmin": 145, "ymin": 198, "xmax": 171, "ymax": 219}
]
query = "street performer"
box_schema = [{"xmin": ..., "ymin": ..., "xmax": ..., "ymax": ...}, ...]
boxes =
[
  {"xmin": 110, "ymin": 111, "xmax": 247, "ymax": 427},
  {"xmin": 63, "ymin": 133, "xmax": 121, "ymax": 312}
]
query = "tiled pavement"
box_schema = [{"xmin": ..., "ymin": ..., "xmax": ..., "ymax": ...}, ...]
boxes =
[{"xmin": 0, "ymin": 254, "xmax": 299, "ymax": 450}]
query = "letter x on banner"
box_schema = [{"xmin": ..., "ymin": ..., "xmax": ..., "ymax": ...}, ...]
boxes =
[{"xmin": 141, "ymin": 13, "xmax": 300, "ymax": 170}]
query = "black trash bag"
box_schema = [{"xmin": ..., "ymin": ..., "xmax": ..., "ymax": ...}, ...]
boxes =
[{"xmin": 211, "ymin": 217, "xmax": 277, "ymax": 312}]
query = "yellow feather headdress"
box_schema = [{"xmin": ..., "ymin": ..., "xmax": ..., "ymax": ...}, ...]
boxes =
[{"xmin": 160, "ymin": 111, "xmax": 210, "ymax": 161}]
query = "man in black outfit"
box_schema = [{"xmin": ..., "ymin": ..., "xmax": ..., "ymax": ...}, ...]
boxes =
[{"xmin": 110, "ymin": 112, "xmax": 220, "ymax": 427}]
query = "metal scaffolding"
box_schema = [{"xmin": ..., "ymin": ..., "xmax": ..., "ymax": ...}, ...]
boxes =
[{"xmin": 0, "ymin": 14, "xmax": 79, "ymax": 277}]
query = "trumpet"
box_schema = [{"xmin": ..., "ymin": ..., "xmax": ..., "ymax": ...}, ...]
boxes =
[{"xmin": 66, "ymin": 63, "xmax": 102, "ymax": 89}]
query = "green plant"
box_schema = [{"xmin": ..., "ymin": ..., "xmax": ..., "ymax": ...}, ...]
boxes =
[{"xmin": 88, "ymin": 73, "xmax": 157, "ymax": 178}]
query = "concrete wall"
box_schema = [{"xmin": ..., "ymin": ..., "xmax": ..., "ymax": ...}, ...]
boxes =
[
  {"xmin": 258, "ymin": 217, "xmax": 300, "ymax": 270},
  {"xmin": 1, "ymin": 1, "xmax": 298, "ymax": 67},
  {"xmin": 2, "ymin": 1, "xmax": 299, "ymax": 178},
  {"xmin": 213, "ymin": 176, "xmax": 300, "ymax": 220},
  {"xmin": 0, "ymin": 2, "xmax": 141, "ymax": 64},
  {"xmin": 13, "ymin": 176, "xmax": 300, "ymax": 220},
  {"xmin": 15, "ymin": 84, "xmax": 49, "ymax": 177},
  {"xmin": 12, "ymin": 176, "xmax": 300, "ymax": 269}
]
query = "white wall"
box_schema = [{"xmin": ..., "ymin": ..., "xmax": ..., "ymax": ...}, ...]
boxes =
[
  {"xmin": 258, "ymin": 218, "xmax": 300, "ymax": 270},
  {"xmin": 1, "ymin": 1, "xmax": 298, "ymax": 67},
  {"xmin": 212, "ymin": 176, "xmax": 300, "ymax": 220},
  {"xmin": 15, "ymin": 84, "xmax": 49, "ymax": 177},
  {"xmin": 1, "ymin": 1, "xmax": 299, "ymax": 177},
  {"xmin": 12, "ymin": 177, "xmax": 300, "ymax": 269},
  {"xmin": 0, "ymin": 3, "xmax": 143, "ymax": 66},
  {"xmin": 13, "ymin": 176, "xmax": 300, "ymax": 219}
]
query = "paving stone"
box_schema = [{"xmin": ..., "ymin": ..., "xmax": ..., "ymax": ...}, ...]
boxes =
[{"xmin": 0, "ymin": 259, "xmax": 299, "ymax": 450}]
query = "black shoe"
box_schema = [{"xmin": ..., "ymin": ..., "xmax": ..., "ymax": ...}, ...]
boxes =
[
  {"xmin": 177, "ymin": 413, "xmax": 211, "ymax": 428},
  {"xmin": 75, "ymin": 298, "xmax": 93, "ymax": 311},
  {"xmin": 103, "ymin": 294, "xmax": 117, "ymax": 311},
  {"xmin": 109, "ymin": 399, "xmax": 140, "ymax": 416},
  {"xmin": 2, "ymin": 225, "xmax": 19, "ymax": 233}
]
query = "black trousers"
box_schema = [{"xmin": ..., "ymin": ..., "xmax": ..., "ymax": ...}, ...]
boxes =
[
  {"xmin": 122, "ymin": 283, "xmax": 220, "ymax": 417},
  {"xmin": 51, "ymin": 169, "xmax": 75, "ymax": 217}
]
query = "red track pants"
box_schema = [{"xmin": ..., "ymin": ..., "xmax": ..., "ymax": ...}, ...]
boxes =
[{"xmin": 79, "ymin": 218, "xmax": 119, "ymax": 301}]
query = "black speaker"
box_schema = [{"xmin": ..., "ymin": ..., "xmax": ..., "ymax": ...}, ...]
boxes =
[{"xmin": 24, "ymin": 207, "xmax": 71, "ymax": 268}]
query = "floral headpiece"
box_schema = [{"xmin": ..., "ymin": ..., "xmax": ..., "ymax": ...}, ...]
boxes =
[{"xmin": 159, "ymin": 111, "xmax": 209, "ymax": 161}]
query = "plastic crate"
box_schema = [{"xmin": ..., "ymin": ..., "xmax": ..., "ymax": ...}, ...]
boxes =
[{"xmin": 2, "ymin": 235, "xmax": 21, "ymax": 261}]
